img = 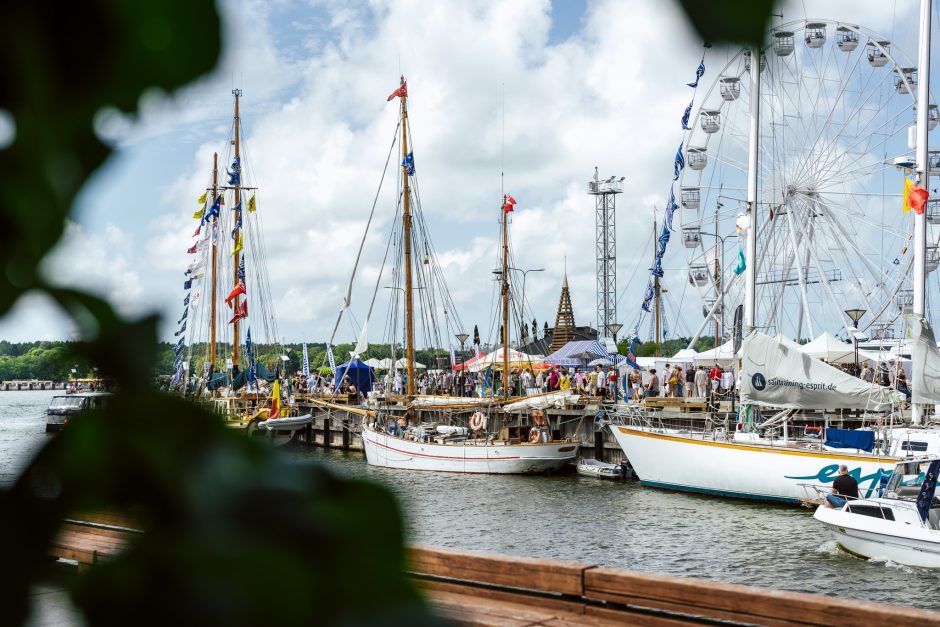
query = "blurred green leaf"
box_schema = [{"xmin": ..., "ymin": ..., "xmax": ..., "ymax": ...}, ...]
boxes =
[{"xmin": 676, "ymin": 0, "xmax": 775, "ymax": 49}]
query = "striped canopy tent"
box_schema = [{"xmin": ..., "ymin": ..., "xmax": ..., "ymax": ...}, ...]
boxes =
[
  {"xmin": 545, "ymin": 340, "xmax": 611, "ymax": 367},
  {"xmin": 467, "ymin": 347, "xmax": 542, "ymax": 372}
]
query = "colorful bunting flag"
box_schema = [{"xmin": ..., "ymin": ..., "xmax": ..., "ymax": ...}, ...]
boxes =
[
  {"xmin": 232, "ymin": 233, "xmax": 243, "ymax": 256},
  {"xmin": 687, "ymin": 60, "xmax": 705, "ymax": 88},
  {"xmin": 673, "ymin": 144, "xmax": 684, "ymax": 181},
  {"xmin": 198, "ymin": 191, "xmax": 208, "ymax": 204},
  {"xmin": 402, "ymin": 151, "xmax": 415, "ymax": 175},
  {"xmin": 503, "ymin": 195, "xmax": 517, "ymax": 213},
  {"xmin": 903, "ymin": 178, "xmax": 929, "ymax": 214},
  {"xmin": 269, "ymin": 378, "xmax": 281, "ymax": 419},
  {"xmin": 247, "ymin": 196, "xmax": 256, "ymax": 212}
]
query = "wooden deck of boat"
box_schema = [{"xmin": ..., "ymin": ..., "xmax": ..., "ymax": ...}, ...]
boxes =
[{"xmin": 47, "ymin": 515, "xmax": 940, "ymax": 625}]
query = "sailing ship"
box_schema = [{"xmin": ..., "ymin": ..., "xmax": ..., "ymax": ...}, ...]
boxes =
[
  {"xmin": 342, "ymin": 76, "xmax": 576, "ymax": 473},
  {"xmin": 170, "ymin": 90, "xmax": 310, "ymax": 440}
]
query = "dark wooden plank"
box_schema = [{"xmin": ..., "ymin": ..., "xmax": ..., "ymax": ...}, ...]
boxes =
[
  {"xmin": 584, "ymin": 567, "xmax": 940, "ymax": 627},
  {"xmin": 410, "ymin": 546, "xmax": 589, "ymax": 596}
]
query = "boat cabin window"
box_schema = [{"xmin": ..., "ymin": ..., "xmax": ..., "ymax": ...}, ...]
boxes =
[
  {"xmin": 901, "ymin": 441, "xmax": 928, "ymax": 453},
  {"xmin": 884, "ymin": 461, "xmax": 928, "ymax": 499},
  {"xmin": 49, "ymin": 396, "xmax": 86, "ymax": 411},
  {"xmin": 846, "ymin": 504, "xmax": 895, "ymax": 521}
]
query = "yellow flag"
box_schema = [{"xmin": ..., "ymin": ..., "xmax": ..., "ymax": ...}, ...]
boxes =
[
  {"xmin": 192, "ymin": 209, "xmax": 203, "ymax": 219},
  {"xmin": 247, "ymin": 195, "xmax": 256, "ymax": 212},
  {"xmin": 903, "ymin": 178, "xmax": 914, "ymax": 213},
  {"xmin": 198, "ymin": 191, "xmax": 208, "ymax": 204},
  {"xmin": 232, "ymin": 233, "xmax": 243, "ymax": 256}
]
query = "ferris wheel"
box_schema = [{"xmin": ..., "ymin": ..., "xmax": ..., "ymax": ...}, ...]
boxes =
[{"xmin": 679, "ymin": 19, "xmax": 940, "ymax": 342}]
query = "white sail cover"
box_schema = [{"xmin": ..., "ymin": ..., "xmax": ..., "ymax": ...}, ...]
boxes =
[
  {"xmin": 740, "ymin": 331, "xmax": 898, "ymax": 410},
  {"xmin": 911, "ymin": 318, "xmax": 940, "ymax": 404},
  {"xmin": 503, "ymin": 390, "xmax": 577, "ymax": 413}
]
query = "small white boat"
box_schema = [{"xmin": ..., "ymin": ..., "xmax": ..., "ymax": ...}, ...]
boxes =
[
  {"xmin": 257, "ymin": 414, "xmax": 313, "ymax": 446},
  {"xmin": 812, "ymin": 455, "xmax": 940, "ymax": 568},
  {"xmin": 577, "ymin": 458, "xmax": 623, "ymax": 480}
]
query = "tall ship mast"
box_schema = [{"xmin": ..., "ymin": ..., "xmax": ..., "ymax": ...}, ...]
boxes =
[{"xmin": 171, "ymin": 90, "xmax": 282, "ymax": 420}]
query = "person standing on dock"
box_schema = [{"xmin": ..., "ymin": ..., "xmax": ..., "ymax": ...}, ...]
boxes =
[
  {"xmin": 694, "ymin": 366, "xmax": 708, "ymax": 398},
  {"xmin": 646, "ymin": 369, "xmax": 660, "ymax": 398}
]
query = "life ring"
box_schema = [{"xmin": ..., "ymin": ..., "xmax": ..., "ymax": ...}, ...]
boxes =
[
  {"xmin": 469, "ymin": 412, "xmax": 487, "ymax": 432},
  {"xmin": 529, "ymin": 428, "xmax": 541, "ymax": 443}
]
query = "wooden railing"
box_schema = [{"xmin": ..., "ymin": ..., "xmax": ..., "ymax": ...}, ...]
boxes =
[
  {"xmin": 409, "ymin": 545, "xmax": 940, "ymax": 626},
  {"xmin": 47, "ymin": 516, "xmax": 940, "ymax": 625}
]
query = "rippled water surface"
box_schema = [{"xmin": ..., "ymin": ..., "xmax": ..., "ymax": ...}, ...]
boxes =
[{"xmin": 4, "ymin": 390, "xmax": 939, "ymax": 611}]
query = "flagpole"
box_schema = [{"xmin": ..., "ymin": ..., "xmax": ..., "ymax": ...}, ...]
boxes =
[
  {"xmin": 913, "ymin": 0, "xmax": 931, "ymax": 425},
  {"xmin": 744, "ymin": 47, "xmax": 760, "ymax": 333},
  {"xmin": 400, "ymin": 76, "xmax": 416, "ymax": 398},
  {"xmin": 232, "ymin": 89, "xmax": 243, "ymax": 368},
  {"xmin": 502, "ymin": 199, "xmax": 510, "ymax": 398},
  {"xmin": 210, "ymin": 152, "xmax": 218, "ymax": 370}
]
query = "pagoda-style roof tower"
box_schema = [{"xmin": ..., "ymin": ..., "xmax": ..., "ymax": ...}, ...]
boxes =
[{"xmin": 550, "ymin": 275, "xmax": 577, "ymax": 352}]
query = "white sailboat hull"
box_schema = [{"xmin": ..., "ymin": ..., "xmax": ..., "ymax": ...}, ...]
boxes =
[
  {"xmin": 814, "ymin": 506, "xmax": 940, "ymax": 568},
  {"xmin": 361, "ymin": 423, "xmax": 576, "ymax": 474},
  {"xmin": 609, "ymin": 425, "xmax": 896, "ymax": 503}
]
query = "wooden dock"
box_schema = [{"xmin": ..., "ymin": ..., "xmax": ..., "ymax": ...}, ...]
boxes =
[{"xmin": 46, "ymin": 514, "xmax": 940, "ymax": 625}]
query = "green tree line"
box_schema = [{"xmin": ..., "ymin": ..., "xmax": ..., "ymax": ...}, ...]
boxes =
[{"xmin": 0, "ymin": 341, "xmax": 92, "ymax": 381}]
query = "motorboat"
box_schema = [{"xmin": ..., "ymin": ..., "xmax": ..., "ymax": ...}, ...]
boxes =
[
  {"xmin": 45, "ymin": 391, "xmax": 113, "ymax": 433},
  {"xmin": 576, "ymin": 458, "xmax": 623, "ymax": 479},
  {"xmin": 812, "ymin": 455, "xmax": 940, "ymax": 568}
]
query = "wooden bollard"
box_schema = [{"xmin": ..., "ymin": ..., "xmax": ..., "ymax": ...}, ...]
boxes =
[
  {"xmin": 303, "ymin": 421, "xmax": 312, "ymax": 447},
  {"xmin": 323, "ymin": 417, "xmax": 331, "ymax": 450},
  {"xmin": 342, "ymin": 418, "xmax": 350, "ymax": 450},
  {"xmin": 594, "ymin": 431, "xmax": 604, "ymax": 462}
]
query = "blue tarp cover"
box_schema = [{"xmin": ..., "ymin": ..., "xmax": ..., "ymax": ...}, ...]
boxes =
[
  {"xmin": 333, "ymin": 358, "xmax": 375, "ymax": 394},
  {"xmin": 824, "ymin": 428, "xmax": 875, "ymax": 452}
]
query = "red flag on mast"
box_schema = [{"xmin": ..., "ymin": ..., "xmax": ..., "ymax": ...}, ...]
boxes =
[
  {"xmin": 387, "ymin": 78, "xmax": 408, "ymax": 101},
  {"xmin": 228, "ymin": 299, "xmax": 247, "ymax": 324},
  {"xmin": 225, "ymin": 281, "xmax": 246, "ymax": 308},
  {"xmin": 503, "ymin": 195, "xmax": 517, "ymax": 213}
]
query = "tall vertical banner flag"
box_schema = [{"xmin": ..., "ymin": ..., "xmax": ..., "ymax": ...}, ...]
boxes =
[
  {"xmin": 673, "ymin": 144, "xmax": 684, "ymax": 181},
  {"xmin": 327, "ymin": 343, "xmax": 336, "ymax": 372},
  {"xmin": 269, "ymin": 378, "xmax": 281, "ymax": 420},
  {"xmin": 302, "ymin": 342, "xmax": 310, "ymax": 378}
]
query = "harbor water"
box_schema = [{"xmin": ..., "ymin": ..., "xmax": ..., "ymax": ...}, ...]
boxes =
[{"xmin": 4, "ymin": 390, "xmax": 939, "ymax": 611}]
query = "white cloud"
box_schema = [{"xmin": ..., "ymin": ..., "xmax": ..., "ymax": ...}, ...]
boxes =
[{"xmin": 2, "ymin": 0, "xmax": 933, "ymax": 346}]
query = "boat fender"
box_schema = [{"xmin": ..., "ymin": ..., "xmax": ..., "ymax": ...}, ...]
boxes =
[
  {"xmin": 469, "ymin": 412, "xmax": 487, "ymax": 432},
  {"xmin": 529, "ymin": 428, "xmax": 541, "ymax": 443}
]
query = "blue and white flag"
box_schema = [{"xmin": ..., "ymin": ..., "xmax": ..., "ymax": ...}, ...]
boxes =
[
  {"xmin": 641, "ymin": 281, "xmax": 654, "ymax": 312},
  {"xmin": 681, "ymin": 99, "xmax": 693, "ymax": 130},
  {"xmin": 245, "ymin": 327, "xmax": 257, "ymax": 390},
  {"xmin": 302, "ymin": 342, "xmax": 310, "ymax": 378},
  {"xmin": 175, "ymin": 337, "xmax": 185, "ymax": 354},
  {"xmin": 327, "ymin": 343, "xmax": 336, "ymax": 371},
  {"xmin": 657, "ymin": 226, "xmax": 670, "ymax": 256},
  {"xmin": 687, "ymin": 60, "xmax": 705, "ymax": 88},
  {"xmin": 231, "ymin": 213, "xmax": 241, "ymax": 239},
  {"xmin": 665, "ymin": 188, "xmax": 677, "ymax": 231},
  {"xmin": 402, "ymin": 152, "xmax": 415, "ymax": 176},
  {"xmin": 183, "ymin": 278, "xmax": 193, "ymax": 290},
  {"xmin": 237, "ymin": 257, "xmax": 246, "ymax": 280},
  {"xmin": 178, "ymin": 308, "xmax": 188, "ymax": 324},
  {"xmin": 183, "ymin": 293, "xmax": 190, "ymax": 307},
  {"xmin": 650, "ymin": 257, "xmax": 664, "ymax": 278},
  {"xmin": 626, "ymin": 337, "xmax": 643, "ymax": 371},
  {"xmin": 227, "ymin": 156, "xmax": 241, "ymax": 186},
  {"xmin": 174, "ymin": 322, "xmax": 187, "ymax": 337},
  {"xmin": 673, "ymin": 144, "xmax": 684, "ymax": 181}
]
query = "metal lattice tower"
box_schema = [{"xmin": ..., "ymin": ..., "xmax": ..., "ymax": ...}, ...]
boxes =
[{"xmin": 587, "ymin": 168, "xmax": 623, "ymax": 338}]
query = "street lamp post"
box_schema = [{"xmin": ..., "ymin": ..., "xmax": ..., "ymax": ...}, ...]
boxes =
[
  {"xmin": 455, "ymin": 332, "xmax": 469, "ymax": 361},
  {"xmin": 606, "ymin": 323, "xmax": 623, "ymax": 345},
  {"xmin": 844, "ymin": 308, "xmax": 866, "ymax": 377}
]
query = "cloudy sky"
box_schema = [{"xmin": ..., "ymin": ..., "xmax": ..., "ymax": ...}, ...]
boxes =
[{"xmin": 2, "ymin": 0, "xmax": 930, "ymax": 348}]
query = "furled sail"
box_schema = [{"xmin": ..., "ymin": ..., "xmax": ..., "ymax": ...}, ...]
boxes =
[
  {"xmin": 911, "ymin": 317, "xmax": 940, "ymax": 404},
  {"xmin": 740, "ymin": 331, "xmax": 898, "ymax": 410}
]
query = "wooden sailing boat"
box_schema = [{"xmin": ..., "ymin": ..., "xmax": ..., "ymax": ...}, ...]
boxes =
[
  {"xmin": 356, "ymin": 76, "xmax": 577, "ymax": 473},
  {"xmin": 170, "ymin": 90, "xmax": 308, "ymax": 438}
]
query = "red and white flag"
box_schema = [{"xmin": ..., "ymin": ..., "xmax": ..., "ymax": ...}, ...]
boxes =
[{"xmin": 503, "ymin": 195, "xmax": 517, "ymax": 213}]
